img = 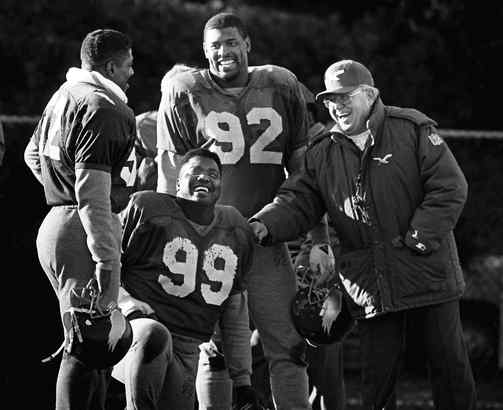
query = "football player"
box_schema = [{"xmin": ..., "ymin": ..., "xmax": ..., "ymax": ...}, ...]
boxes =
[
  {"xmin": 24, "ymin": 29, "xmax": 136, "ymax": 409},
  {"xmin": 156, "ymin": 12, "xmax": 333, "ymax": 409},
  {"xmin": 128, "ymin": 64, "xmax": 198, "ymax": 192},
  {"xmin": 112, "ymin": 148, "xmax": 258, "ymax": 410}
]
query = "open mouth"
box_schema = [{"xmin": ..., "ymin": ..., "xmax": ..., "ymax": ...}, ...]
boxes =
[
  {"xmin": 219, "ymin": 58, "xmax": 237, "ymax": 70},
  {"xmin": 337, "ymin": 111, "xmax": 351, "ymax": 119},
  {"xmin": 193, "ymin": 185, "xmax": 210, "ymax": 194}
]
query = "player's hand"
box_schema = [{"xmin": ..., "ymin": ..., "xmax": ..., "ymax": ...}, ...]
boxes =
[
  {"xmin": 309, "ymin": 243, "xmax": 335, "ymax": 285},
  {"xmin": 199, "ymin": 339, "xmax": 223, "ymax": 358},
  {"xmin": 403, "ymin": 229, "xmax": 436, "ymax": 255},
  {"xmin": 249, "ymin": 220, "xmax": 269, "ymax": 243},
  {"xmin": 118, "ymin": 294, "xmax": 155, "ymax": 317},
  {"xmin": 320, "ymin": 291, "xmax": 342, "ymax": 333},
  {"xmin": 250, "ymin": 328, "xmax": 261, "ymax": 347}
]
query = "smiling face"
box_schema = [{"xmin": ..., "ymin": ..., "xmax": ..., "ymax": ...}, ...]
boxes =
[
  {"xmin": 176, "ymin": 155, "xmax": 222, "ymax": 206},
  {"xmin": 203, "ymin": 26, "xmax": 250, "ymax": 87},
  {"xmin": 323, "ymin": 87, "xmax": 375, "ymax": 135}
]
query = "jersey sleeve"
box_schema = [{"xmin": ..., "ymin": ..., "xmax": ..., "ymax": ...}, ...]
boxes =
[
  {"xmin": 284, "ymin": 77, "xmax": 310, "ymax": 164},
  {"xmin": 231, "ymin": 211, "xmax": 255, "ymax": 293},
  {"xmin": 121, "ymin": 193, "xmax": 148, "ymax": 268},
  {"xmin": 156, "ymin": 77, "xmax": 199, "ymax": 154},
  {"xmin": 74, "ymin": 106, "xmax": 129, "ymax": 172},
  {"xmin": 24, "ymin": 126, "xmax": 42, "ymax": 183}
]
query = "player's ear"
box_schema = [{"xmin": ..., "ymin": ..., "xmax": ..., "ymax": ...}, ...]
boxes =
[
  {"xmin": 245, "ymin": 36, "xmax": 251, "ymax": 53},
  {"xmin": 104, "ymin": 59, "xmax": 115, "ymax": 77}
]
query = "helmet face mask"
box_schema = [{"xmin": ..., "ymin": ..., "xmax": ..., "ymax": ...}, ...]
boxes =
[{"xmin": 291, "ymin": 266, "xmax": 355, "ymax": 347}]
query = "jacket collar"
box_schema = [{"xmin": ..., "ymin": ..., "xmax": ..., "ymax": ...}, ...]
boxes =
[{"xmin": 329, "ymin": 97, "xmax": 386, "ymax": 149}]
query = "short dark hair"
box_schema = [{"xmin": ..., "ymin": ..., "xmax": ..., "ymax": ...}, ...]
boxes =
[
  {"xmin": 178, "ymin": 148, "xmax": 222, "ymax": 175},
  {"xmin": 80, "ymin": 29, "xmax": 131, "ymax": 70},
  {"xmin": 203, "ymin": 12, "xmax": 248, "ymax": 40}
]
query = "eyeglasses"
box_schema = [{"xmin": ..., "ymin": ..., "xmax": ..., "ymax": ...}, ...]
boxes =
[{"xmin": 322, "ymin": 88, "xmax": 364, "ymax": 108}]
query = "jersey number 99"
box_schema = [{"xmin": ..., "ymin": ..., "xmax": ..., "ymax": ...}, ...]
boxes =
[{"xmin": 159, "ymin": 237, "xmax": 238, "ymax": 306}]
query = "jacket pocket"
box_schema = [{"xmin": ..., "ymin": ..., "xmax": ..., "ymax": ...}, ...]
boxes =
[{"xmin": 388, "ymin": 245, "xmax": 448, "ymax": 297}]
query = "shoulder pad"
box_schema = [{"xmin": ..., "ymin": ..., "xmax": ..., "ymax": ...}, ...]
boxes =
[
  {"xmin": 385, "ymin": 106, "xmax": 437, "ymax": 127},
  {"xmin": 160, "ymin": 68, "xmax": 202, "ymax": 94},
  {"xmin": 135, "ymin": 111, "xmax": 158, "ymax": 156},
  {"xmin": 215, "ymin": 205, "xmax": 248, "ymax": 229},
  {"xmin": 131, "ymin": 191, "xmax": 177, "ymax": 212},
  {"xmin": 251, "ymin": 64, "xmax": 298, "ymax": 87}
]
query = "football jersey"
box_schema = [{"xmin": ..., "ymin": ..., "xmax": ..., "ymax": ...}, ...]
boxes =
[
  {"xmin": 121, "ymin": 191, "xmax": 255, "ymax": 341},
  {"xmin": 157, "ymin": 65, "xmax": 309, "ymax": 218},
  {"xmin": 31, "ymin": 80, "xmax": 136, "ymax": 212},
  {"xmin": 122, "ymin": 111, "xmax": 158, "ymax": 191}
]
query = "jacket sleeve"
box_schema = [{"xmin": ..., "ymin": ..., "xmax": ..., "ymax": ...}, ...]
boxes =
[
  {"xmin": 253, "ymin": 150, "xmax": 327, "ymax": 243},
  {"xmin": 409, "ymin": 125, "xmax": 468, "ymax": 249}
]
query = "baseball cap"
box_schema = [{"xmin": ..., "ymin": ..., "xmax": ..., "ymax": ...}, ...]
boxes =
[{"xmin": 315, "ymin": 60, "xmax": 374, "ymax": 101}]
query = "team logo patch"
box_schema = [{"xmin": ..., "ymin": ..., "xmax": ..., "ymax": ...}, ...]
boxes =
[
  {"xmin": 428, "ymin": 132, "xmax": 443, "ymax": 146},
  {"xmin": 372, "ymin": 153, "xmax": 392, "ymax": 165}
]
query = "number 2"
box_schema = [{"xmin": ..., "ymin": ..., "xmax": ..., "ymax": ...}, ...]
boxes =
[
  {"xmin": 205, "ymin": 107, "xmax": 283, "ymax": 165},
  {"xmin": 158, "ymin": 237, "xmax": 238, "ymax": 306}
]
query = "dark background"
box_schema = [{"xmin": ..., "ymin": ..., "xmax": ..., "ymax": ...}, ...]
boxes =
[{"xmin": 1, "ymin": 0, "xmax": 502, "ymax": 408}]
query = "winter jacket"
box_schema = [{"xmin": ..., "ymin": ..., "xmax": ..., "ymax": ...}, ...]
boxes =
[{"xmin": 254, "ymin": 97, "xmax": 468, "ymax": 319}]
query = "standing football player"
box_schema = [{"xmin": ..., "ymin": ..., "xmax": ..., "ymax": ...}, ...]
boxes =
[
  {"xmin": 24, "ymin": 29, "xmax": 136, "ymax": 409},
  {"xmin": 156, "ymin": 12, "xmax": 333, "ymax": 410},
  {"xmin": 112, "ymin": 148, "xmax": 256, "ymax": 410}
]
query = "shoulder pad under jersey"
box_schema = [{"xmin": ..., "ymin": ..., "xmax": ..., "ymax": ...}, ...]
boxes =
[
  {"xmin": 135, "ymin": 111, "xmax": 158, "ymax": 157},
  {"xmin": 385, "ymin": 106, "xmax": 437, "ymax": 127},
  {"xmin": 160, "ymin": 68, "xmax": 205, "ymax": 95},
  {"xmin": 250, "ymin": 64, "xmax": 299, "ymax": 88},
  {"xmin": 130, "ymin": 191, "xmax": 180, "ymax": 219},
  {"xmin": 214, "ymin": 205, "xmax": 249, "ymax": 230}
]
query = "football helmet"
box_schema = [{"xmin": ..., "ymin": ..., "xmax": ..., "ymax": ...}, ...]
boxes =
[
  {"xmin": 42, "ymin": 280, "xmax": 133, "ymax": 369},
  {"xmin": 61, "ymin": 307, "xmax": 133, "ymax": 369},
  {"xmin": 291, "ymin": 266, "xmax": 355, "ymax": 347}
]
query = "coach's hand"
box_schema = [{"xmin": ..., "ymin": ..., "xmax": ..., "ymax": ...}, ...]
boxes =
[
  {"xmin": 249, "ymin": 220, "xmax": 269, "ymax": 243},
  {"xmin": 309, "ymin": 243, "xmax": 335, "ymax": 286}
]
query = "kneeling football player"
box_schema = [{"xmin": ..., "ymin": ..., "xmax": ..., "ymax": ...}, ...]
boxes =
[{"xmin": 112, "ymin": 148, "xmax": 258, "ymax": 410}]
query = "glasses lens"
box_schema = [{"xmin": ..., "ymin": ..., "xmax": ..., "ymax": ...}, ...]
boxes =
[{"xmin": 323, "ymin": 88, "xmax": 362, "ymax": 107}]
